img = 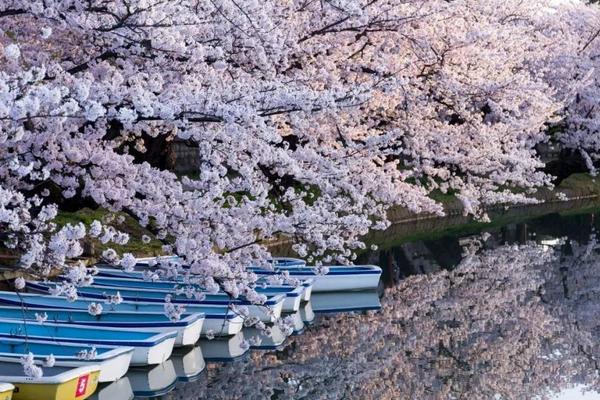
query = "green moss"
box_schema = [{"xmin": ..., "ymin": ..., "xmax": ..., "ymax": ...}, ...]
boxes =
[
  {"xmin": 54, "ymin": 208, "xmax": 109, "ymax": 227},
  {"xmin": 555, "ymin": 173, "xmax": 600, "ymax": 194},
  {"xmin": 55, "ymin": 208, "xmax": 164, "ymax": 257},
  {"xmin": 428, "ymin": 189, "xmax": 459, "ymax": 204}
]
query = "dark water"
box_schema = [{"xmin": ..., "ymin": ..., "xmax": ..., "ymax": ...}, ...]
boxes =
[{"xmin": 104, "ymin": 208, "xmax": 600, "ymax": 400}]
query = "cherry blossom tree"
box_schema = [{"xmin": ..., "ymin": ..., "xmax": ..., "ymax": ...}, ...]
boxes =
[{"xmin": 1, "ymin": 0, "xmax": 599, "ymax": 296}]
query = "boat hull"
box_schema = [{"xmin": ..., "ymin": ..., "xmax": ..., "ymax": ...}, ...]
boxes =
[
  {"xmin": 311, "ymin": 272, "xmax": 381, "ymax": 292},
  {"xmin": 54, "ymin": 321, "xmax": 200, "ymax": 347},
  {"xmin": 246, "ymin": 301, "xmax": 283, "ymax": 322},
  {"xmin": 26, "ymin": 282, "xmax": 285, "ymax": 323},
  {"xmin": 0, "ymin": 383, "xmax": 12, "ymax": 400},
  {"xmin": 253, "ymin": 267, "xmax": 382, "ymax": 292},
  {"xmin": 302, "ymin": 283, "xmax": 313, "ymax": 302},
  {"xmin": 203, "ymin": 314, "xmax": 244, "ymax": 336},
  {"xmin": 282, "ymin": 294, "xmax": 302, "ymax": 313},
  {"xmin": 0, "ymin": 338, "xmax": 133, "ymax": 384},
  {"xmin": 0, "ymin": 351, "xmax": 131, "ymax": 384},
  {"xmin": 92, "ymin": 275, "xmax": 307, "ymax": 312},
  {"xmin": 0, "ymin": 319, "xmax": 176, "ymax": 367},
  {"xmin": 0, "ymin": 365, "xmax": 100, "ymax": 400},
  {"xmin": 0, "ymin": 305, "xmax": 203, "ymax": 347},
  {"xmin": 137, "ymin": 335, "xmax": 176, "ymax": 366},
  {"xmin": 0, "ymin": 292, "xmax": 239, "ymax": 338}
]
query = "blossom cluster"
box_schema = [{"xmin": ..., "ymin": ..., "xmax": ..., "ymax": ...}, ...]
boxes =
[{"xmin": 1, "ymin": 0, "xmax": 600, "ymax": 318}]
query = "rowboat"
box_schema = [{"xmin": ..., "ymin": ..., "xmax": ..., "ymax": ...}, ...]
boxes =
[
  {"xmin": 0, "ymin": 338, "xmax": 132, "ymax": 383},
  {"xmin": 126, "ymin": 361, "xmax": 177, "ymax": 398},
  {"xmin": 249, "ymin": 265, "xmax": 382, "ymax": 292},
  {"xmin": 171, "ymin": 346, "xmax": 205, "ymax": 382},
  {"xmin": 0, "ymin": 319, "xmax": 176, "ymax": 366},
  {"xmin": 0, "ymin": 306, "xmax": 203, "ymax": 347},
  {"xmin": 269, "ymin": 257, "xmax": 306, "ymax": 267},
  {"xmin": 135, "ymin": 255, "xmax": 306, "ymax": 267},
  {"xmin": 0, "ymin": 363, "xmax": 99, "ymax": 400},
  {"xmin": 89, "ymin": 276, "xmax": 306, "ymax": 313},
  {"xmin": 0, "ymin": 383, "xmax": 13, "ymax": 400},
  {"xmin": 26, "ymin": 282, "xmax": 285, "ymax": 323},
  {"xmin": 135, "ymin": 256, "xmax": 180, "ymax": 265},
  {"xmin": 310, "ymin": 291, "xmax": 381, "ymax": 313},
  {"xmin": 120, "ymin": 257, "xmax": 381, "ymax": 292},
  {"xmin": 199, "ymin": 331, "xmax": 248, "ymax": 362},
  {"xmin": 89, "ymin": 377, "xmax": 133, "ymax": 400},
  {"xmin": 95, "ymin": 271, "xmax": 313, "ymax": 304},
  {"xmin": 0, "ymin": 292, "xmax": 242, "ymax": 337}
]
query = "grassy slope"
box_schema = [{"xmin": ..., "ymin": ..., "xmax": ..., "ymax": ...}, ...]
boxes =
[{"xmin": 54, "ymin": 208, "xmax": 164, "ymax": 257}]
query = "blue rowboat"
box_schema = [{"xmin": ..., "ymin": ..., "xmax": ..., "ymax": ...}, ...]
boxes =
[
  {"xmin": 135, "ymin": 256, "xmax": 306, "ymax": 267},
  {"xmin": 247, "ymin": 265, "xmax": 382, "ymax": 292},
  {"xmin": 26, "ymin": 282, "xmax": 285, "ymax": 323},
  {"xmin": 0, "ymin": 337, "xmax": 133, "ymax": 383},
  {"xmin": 232, "ymin": 256, "xmax": 380, "ymax": 292},
  {"xmin": 0, "ymin": 292, "xmax": 242, "ymax": 337},
  {"xmin": 111, "ymin": 257, "xmax": 380, "ymax": 292},
  {"xmin": 0, "ymin": 315, "xmax": 176, "ymax": 366},
  {"xmin": 135, "ymin": 256, "xmax": 180, "ymax": 265},
  {"xmin": 95, "ymin": 269, "xmax": 314, "ymax": 304},
  {"xmin": 268, "ymin": 257, "xmax": 306, "ymax": 267},
  {"xmin": 89, "ymin": 276, "xmax": 305, "ymax": 313},
  {"xmin": 0, "ymin": 305, "xmax": 203, "ymax": 347}
]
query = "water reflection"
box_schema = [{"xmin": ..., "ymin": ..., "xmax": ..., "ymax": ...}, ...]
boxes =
[
  {"xmin": 310, "ymin": 291, "xmax": 381, "ymax": 313},
  {"xmin": 162, "ymin": 210, "xmax": 600, "ymax": 399},
  {"xmin": 127, "ymin": 360, "xmax": 177, "ymax": 398},
  {"xmin": 172, "ymin": 346, "xmax": 206, "ymax": 383},
  {"xmin": 199, "ymin": 331, "xmax": 249, "ymax": 362},
  {"xmin": 90, "ymin": 377, "xmax": 134, "ymax": 400},
  {"xmin": 300, "ymin": 302, "xmax": 315, "ymax": 325}
]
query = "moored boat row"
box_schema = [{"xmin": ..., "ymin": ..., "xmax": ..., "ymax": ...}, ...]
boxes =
[
  {"xmin": 100, "ymin": 256, "xmax": 382, "ymax": 292},
  {"xmin": 0, "ymin": 291, "xmax": 243, "ymax": 337},
  {"xmin": 0, "ymin": 256, "xmax": 382, "ymax": 399}
]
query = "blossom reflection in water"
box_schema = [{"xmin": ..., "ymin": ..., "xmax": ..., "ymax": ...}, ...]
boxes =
[{"xmin": 168, "ymin": 228, "xmax": 600, "ymax": 399}]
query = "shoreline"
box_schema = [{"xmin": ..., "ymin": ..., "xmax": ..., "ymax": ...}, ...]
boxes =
[{"xmin": 270, "ymin": 173, "xmax": 600, "ymax": 253}]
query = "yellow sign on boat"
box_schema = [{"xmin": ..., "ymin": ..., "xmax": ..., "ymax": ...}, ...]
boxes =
[
  {"xmin": 0, "ymin": 383, "xmax": 14, "ymax": 400},
  {"xmin": 2, "ymin": 365, "xmax": 99, "ymax": 400}
]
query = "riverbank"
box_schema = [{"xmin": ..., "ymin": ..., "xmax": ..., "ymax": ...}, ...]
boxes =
[
  {"xmin": 3, "ymin": 173, "xmax": 600, "ymax": 268},
  {"xmin": 270, "ymin": 173, "xmax": 600, "ymax": 254},
  {"xmin": 387, "ymin": 173, "xmax": 600, "ymax": 224}
]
